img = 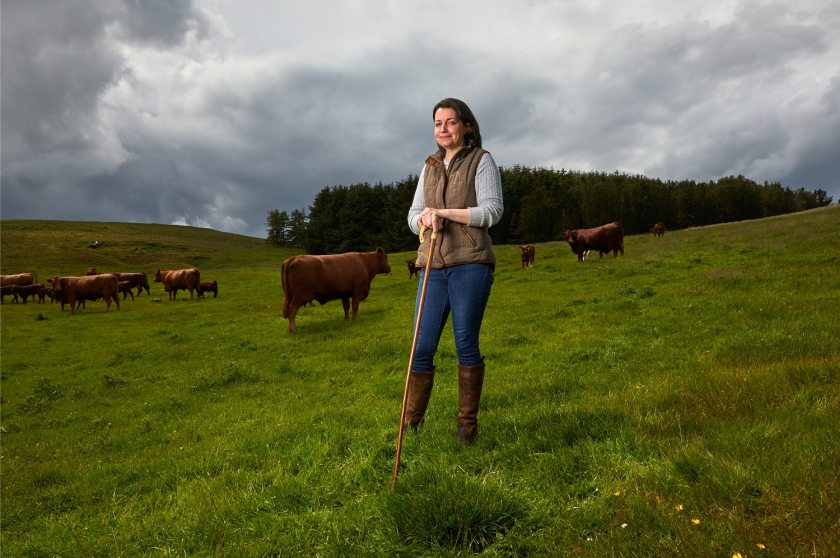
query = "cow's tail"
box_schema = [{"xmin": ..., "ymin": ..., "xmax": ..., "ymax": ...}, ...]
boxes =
[{"xmin": 281, "ymin": 258, "xmax": 293, "ymax": 319}]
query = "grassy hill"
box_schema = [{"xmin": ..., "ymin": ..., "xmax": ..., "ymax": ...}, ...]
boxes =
[
  {"xmin": 0, "ymin": 220, "xmax": 288, "ymax": 276},
  {"xmin": 1, "ymin": 207, "xmax": 838, "ymax": 556}
]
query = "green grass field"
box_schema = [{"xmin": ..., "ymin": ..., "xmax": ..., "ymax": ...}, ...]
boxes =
[{"xmin": 1, "ymin": 208, "xmax": 838, "ymax": 557}]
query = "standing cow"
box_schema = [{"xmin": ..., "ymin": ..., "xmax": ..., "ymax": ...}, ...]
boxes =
[
  {"xmin": 281, "ymin": 248, "xmax": 391, "ymax": 333},
  {"xmin": 406, "ymin": 259, "xmax": 418, "ymax": 279},
  {"xmin": 154, "ymin": 268, "xmax": 201, "ymax": 300},
  {"xmin": 197, "ymin": 280, "xmax": 218, "ymax": 298},
  {"xmin": 520, "ymin": 244, "xmax": 536, "ymax": 268},
  {"xmin": 114, "ymin": 272, "xmax": 152, "ymax": 296},
  {"xmin": 563, "ymin": 222, "xmax": 625, "ymax": 262},
  {"xmin": 1, "ymin": 273, "xmax": 36, "ymax": 288},
  {"xmin": 52, "ymin": 275, "xmax": 120, "ymax": 314},
  {"xmin": 651, "ymin": 221, "xmax": 665, "ymax": 237}
]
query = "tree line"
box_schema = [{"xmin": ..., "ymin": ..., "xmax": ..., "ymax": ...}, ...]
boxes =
[{"xmin": 266, "ymin": 166, "xmax": 832, "ymax": 253}]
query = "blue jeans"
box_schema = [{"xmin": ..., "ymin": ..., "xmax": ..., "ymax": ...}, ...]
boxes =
[{"xmin": 411, "ymin": 264, "xmax": 494, "ymax": 372}]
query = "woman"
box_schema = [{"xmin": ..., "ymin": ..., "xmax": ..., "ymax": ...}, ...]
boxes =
[{"xmin": 405, "ymin": 98, "xmax": 504, "ymax": 444}]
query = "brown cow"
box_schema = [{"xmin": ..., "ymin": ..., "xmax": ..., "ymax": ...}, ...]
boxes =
[
  {"xmin": 651, "ymin": 221, "xmax": 665, "ymax": 237},
  {"xmin": 14, "ymin": 284, "xmax": 46, "ymax": 304},
  {"xmin": 53, "ymin": 275, "xmax": 120, "ymax": 314},
  {"xmin": 154, "ymin": 268, "xmax": 200, "ymax": 300},
  {"xmin": 113, "ymin": 272, "xmax": 151, "ymax": 296},
  {"xmin": 281, "ymin": 248, "xmax": 391, "ymax": 332},
  {"xmin": 406, "ymin": 259, "xmax": 418, "ymax": 279},
  {"xmin": 117, "ymin": 280, "xmax": 135, "ymax": 301},
  {"xmin": 1, "ymin": 273, "xmax": 36, "ymax": 288},
  {"xmin": 197, "ymin": 280, "xmax": 218, "ymax": 298},
  {"xmin": 86, "ymin": 267, "xmax": 98, "ymax": 275},
  {"xmin": 1, "ymin": 285, "xmax": 19, "ymax": 303},
  {"xmin": 520, "ymin": 244, "xmax": 535, "ymax": 268},
  {"xmin": 563, "ymin": 222, "xmax": 625, "ymax": 262}
]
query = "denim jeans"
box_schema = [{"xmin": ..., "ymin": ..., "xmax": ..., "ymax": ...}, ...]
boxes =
[{"xmin": 411, "ymin": 263, "xmax": 494, "ymax": 372}]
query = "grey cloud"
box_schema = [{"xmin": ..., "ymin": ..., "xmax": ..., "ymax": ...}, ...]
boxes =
[{"xmin": 117, "ymin": 0, "xmax": 209, "ymax": 46}]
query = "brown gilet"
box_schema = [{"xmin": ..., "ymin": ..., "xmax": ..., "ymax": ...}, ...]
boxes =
[{"xmin": 415, "ymin": 146, "xmax": 496, "ymax": 269}]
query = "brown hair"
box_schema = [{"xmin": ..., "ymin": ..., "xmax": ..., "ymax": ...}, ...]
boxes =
[{"xmin": 432, "ymin": 98, "xmax": 482, "ymax": 151}]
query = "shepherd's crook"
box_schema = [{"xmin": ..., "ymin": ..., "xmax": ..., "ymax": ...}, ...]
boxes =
[{"xmin": 392, "ymin": 225, "xmax": 438, "ymax": 489}]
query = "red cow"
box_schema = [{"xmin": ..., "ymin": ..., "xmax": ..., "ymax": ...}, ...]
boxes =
[
  {"xmin": 281, "ymin": 248, "xmax": 391, "ymax": 332},
  {"xmin": 52, "ymin": 275, "xmax": 120, "ymax": 314},
  {"xmin": 563, "ymin": 222, "xmax": 625, "ymax": 262},
  {"xmin": 154, "ymin": 268, "xmax": 200, "ymax": 300},
  {"xmin": 117, "ymin": 280, "xmax": 135, "ymax": 301},
  {"xmin": 651, "ymin": 222, "xmax": 665, "ymax": 237},
  {"xmin": 1, "ymin": 273, "xmax": 36, "ymax": 288},
  {"xmin": 14, "ymin": 284, "xmax": 47, "ymax": 304},
  {"xmin": 1, "ymin": 285, "xmax": 19, "ymax": 303},
  {"xmin": 406, "ymin": 259, "xmax": 418, "ymax": 279},
  {"xmin": 114, "ymin": 272, "xmax": 152, "ymax": 296},
  {"xmin": 197, "ymin": 280, "xmax": 218, "ymax": 298},
  {"xmin": 520, "ymin": 244, "xmax": 535, "ymax": 268}
]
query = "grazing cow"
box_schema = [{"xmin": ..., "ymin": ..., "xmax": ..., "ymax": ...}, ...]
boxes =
[
  {"xmin": 117, "ymin": 281, "xmax": 135, "ymax": 301},
  {"xmin": 197, "ymin": 280, "xmax": 218, "ymax": 298},
  {"xmin": 406, "ymin": 259, "xmax": 418, "ymax": 279},
  {"xmin": 86, "ymin": 267, "xmax": 98, "ymax": 275},
  {"xmin": 563, "ymin": 221, "xmax": 625, "ymax": 262},
  {"xmin": 1, "ymin": 285, "xmax": 19, "ymax": 303},
  {"xmin": 651, "ymin": 221, "xmax": 665, "ymax": 237},
  {"xmin": 1, "ymin": 273, "xmax": 36, "ymax": 288},
  {"xmin": 154, "ymin": 268, "xmax": 200, "ymax": 300},
  {"xmin": 113, "ymin": 272, "xmax": 151, "ymax": 296},
  {"xmin": 52, "ymin": 275, "xmax": 120, "ymax": 314},
  {"xmin": 281, "ymin": 248, "xmax": 391, "ymax": 332},
  {"xmin": 520, "ymin": 244, "xmax": 536, "ymax": 268}
]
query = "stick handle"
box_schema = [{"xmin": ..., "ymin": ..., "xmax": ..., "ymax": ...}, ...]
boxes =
[{"xmin": 392, "ymin": 228, "xmax": 437, "ymax": 489}]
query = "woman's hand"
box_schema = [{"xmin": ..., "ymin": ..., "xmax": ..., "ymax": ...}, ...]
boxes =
[{"xmin": 418, "ymin": 208, "xmax": 444, "ymax": 232}]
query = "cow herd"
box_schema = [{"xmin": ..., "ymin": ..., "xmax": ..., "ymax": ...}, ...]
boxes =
[
  {"xmin": 3, "ymin": 220, "xmax": 663, "ymax": 329},
  {"xmin": 0, "ymin": 266, "xmax": 218, "ymax": 314}
]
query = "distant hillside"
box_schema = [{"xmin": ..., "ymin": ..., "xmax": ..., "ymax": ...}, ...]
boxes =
[
  {"xmin": 2, "ymin": 206, "xmax": 838, "ymax": 277},
  {"xmin": 0, "ymin": 220, "xmax": 298, "ymax": 276}
]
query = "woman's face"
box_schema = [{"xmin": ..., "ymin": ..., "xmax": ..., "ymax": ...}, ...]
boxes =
[{"xmin": 434, "ymin": 107, "xmax": 469, "ymax": 154}]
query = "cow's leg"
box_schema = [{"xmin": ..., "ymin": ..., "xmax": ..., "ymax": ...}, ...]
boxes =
[
  {"xmin": 287, "ymin": 305, "xmax": 298, "ymax": 333},
  {"xmin": 351, "ymin": 296, "xmax": 360, "ymax": 321},
  {"xmin": 342, "ymin": 297, "xmax": 351, "ymax": 320}
]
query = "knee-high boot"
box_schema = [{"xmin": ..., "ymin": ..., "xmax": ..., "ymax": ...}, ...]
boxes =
[
  {"xmin": 404, "ymin": 370, "xmax": 435, "ymax": 430},
  {"xmin": 457, "ymin": 361, "xmax": 485, "ymax": 444}
]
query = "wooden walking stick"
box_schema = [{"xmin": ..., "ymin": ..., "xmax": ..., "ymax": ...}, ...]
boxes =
[{"xmin": 392, "ymin": 225, "xmax": 438, "ymax": 490}]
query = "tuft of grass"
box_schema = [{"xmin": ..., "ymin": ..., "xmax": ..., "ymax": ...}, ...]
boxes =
[{"xmin": 386, "ymin": 466, "xmax": 529, "ymax": 553}]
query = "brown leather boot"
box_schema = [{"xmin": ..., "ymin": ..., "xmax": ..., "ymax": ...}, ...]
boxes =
[
  {"xmin": 457, "ymin": 361, "xmax": 485, "ymax": 444},
  {"xmin": 404, "ymin": 370, "xmax": 434, "ymax": 430}
]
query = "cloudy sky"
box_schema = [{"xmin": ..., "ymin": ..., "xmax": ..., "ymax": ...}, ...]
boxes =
[{"xmin": 2, "ymin": 0, "xmax": 838, "ymax": 239}]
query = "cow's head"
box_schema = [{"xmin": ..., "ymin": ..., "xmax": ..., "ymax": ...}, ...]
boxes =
[
  {"xmin": 86, "ymin": 267, "xmax": 97, "ymax": 275},
  {"xmin": 154, "ymin": 269, "xmax": 163, "ymax": 282},
  {"xmin": 56, "ymin": 277, "xmax": 68, "ymax": 293},
  {"xmin": 375, "ymin": 247, "xmax": 391, "ymax": 274}
]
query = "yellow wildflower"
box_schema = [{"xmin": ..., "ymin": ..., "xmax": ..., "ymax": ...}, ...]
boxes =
[
  {"xmin": 691, "ymin": 518, "xmax": 701, "ymax": 525},
  {"xmin": 757, "ymin": 543, "xmax": 766, "ymax": 549},
  {"xmin": 675, "ymin": 504, "xmax": 684, "ymax": 511},
  {"xmin": 613, "ymin": 491, "xmax": 621, "ymax": 497},
  {"xmin": 732, "ymin": 553, "xmax": 743, "ymax": 558}
]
